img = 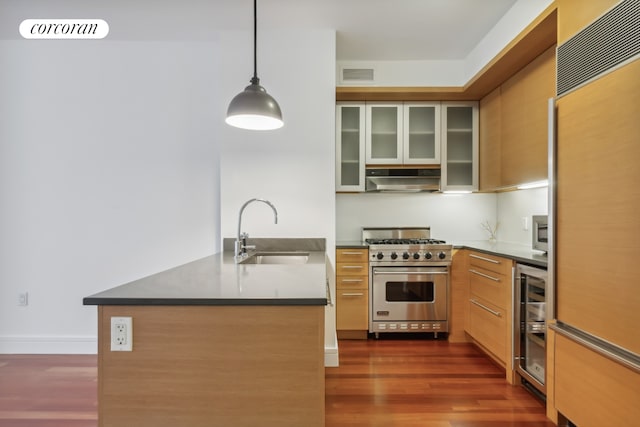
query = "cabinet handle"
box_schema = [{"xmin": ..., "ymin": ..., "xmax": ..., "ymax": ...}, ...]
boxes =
[
  {"xmin": 469, "ymin": 253, "xmax": 500, "ymax": 264},
  {"xmin": 341, "ymin": 266, "xmax": 363, "ymax": 269},
  {"xmin": 341, "ymin": 292, "xmax": 364, "ymax": 297},
  {"xmin": 341, "ymin": 251, "xmax": 364, "ymax": 255},
  {"xmin": 470, "ymin": 299, "xmax": 502, "ymax": 317},
  {"xmin": 469, "ymin": 269, "xmax": 501, "ymax": 282},
  {"xmin": 340, "ymin": 278, "xmax": 364, "ymax": 283}
]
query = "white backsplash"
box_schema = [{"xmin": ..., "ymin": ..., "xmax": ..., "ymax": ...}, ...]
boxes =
[
  {"xmin": 336, "ymin": 192, "xmax": 498, "ymax": 243},
  {"xmin": 496, "ymin": 187, "xmax": 548, "ymax": 245},
  {"xmin": 336, "ymin": 187, "xmax": 548, "ymax": 246}
]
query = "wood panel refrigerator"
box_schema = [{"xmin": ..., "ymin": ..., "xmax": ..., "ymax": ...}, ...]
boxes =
[{"xmin": 549, "ymin": 0, "xmax": 640, "ymax": 425}]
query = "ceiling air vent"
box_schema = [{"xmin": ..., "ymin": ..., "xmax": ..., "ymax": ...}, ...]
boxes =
[
  {"xmin": 557, "ymin": 0, "xmax": 640, "ymax": 96},
  {"xmin": 340, "ymin": 67, "xmax": 375, "ymax": 85}
]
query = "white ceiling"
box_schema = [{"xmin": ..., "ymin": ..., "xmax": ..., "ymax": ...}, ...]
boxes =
[{"xmin": 2, "ymin": 0, "xmax": 522, "ymax": 61}]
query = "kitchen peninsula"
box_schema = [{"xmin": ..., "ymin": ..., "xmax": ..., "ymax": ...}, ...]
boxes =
[{"xmin": 84, "ymin": 241, "xmax": 327, "ymax": 427}]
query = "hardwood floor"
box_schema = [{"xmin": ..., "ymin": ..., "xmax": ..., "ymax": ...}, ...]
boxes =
[
  {"xmin": 326, "ymin": 339, "xmax": 556, "ymax": 427},
  {"xmin": 0, "ymin": 355, "xmax": 97, "ymax": 427},
  {"xmin": 0, "ymin": 339, "xmax": 555, "ymax": 427}
]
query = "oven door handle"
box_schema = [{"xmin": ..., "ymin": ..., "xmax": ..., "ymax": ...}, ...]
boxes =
[{"xmin": 373, "ymin": 270, "xmax": 448, "ymax": 275}]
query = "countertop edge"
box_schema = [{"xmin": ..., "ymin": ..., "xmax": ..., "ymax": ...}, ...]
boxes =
[{"xmin": 83, "ymin": 297, "xmax": 328, "ymax": 306}]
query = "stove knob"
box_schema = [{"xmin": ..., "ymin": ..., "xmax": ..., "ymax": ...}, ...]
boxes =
[
  {"xmin": 402, "ymin": 252, "xmax": 410, "ymax": 260},
  {"xmin": 390, "ymin": 252, "xmax": 398, "ymax": 260},
  {"xmin": 438, "ymin": 252, "xmax": 447, "ymax": 260},
  {"xmin": 376, "ymin": 252, "xmax": 384, "ymax": 260},
  {"xmin": 425, "ymin": 252, "xmax": 433, "ymax": 260},
  {"xmin": 413, "ymin": 253, "xmax": 420, "ymax": 260}
]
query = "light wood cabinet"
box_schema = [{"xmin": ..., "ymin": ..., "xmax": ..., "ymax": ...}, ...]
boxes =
[
  {"xmin": 479, "ymin": 87, "xmax": 502, "ymax": 191},
  {"xmin": 554, "ymin": 334, "xmax": 640, "ymax": 427},
  {"xmin": 448, "ymin": 249, "xmax": 470, "ymax": 343},
  {"xmin": 336, "ymin": 248, "xmax": 369, "ymax": 339},
  {"xmin": 478, "ymin": 46, "xmax": 555, "ymax": 190},
  {"xmin": 464, "ymin": 251, "xmax": 514, "ymax": 380}
]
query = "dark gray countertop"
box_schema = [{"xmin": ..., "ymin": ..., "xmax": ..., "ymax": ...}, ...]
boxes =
[
  {"xmin": 453, "ymin": 240, "xmax": 548, "ymax": 268},
  {"xmin": 336, "ymin": 240, "xmax": 368, "ymax": 249},
  {"xmin": 84, "ymin": 250, "xmax": 328, "ymax": 306}
]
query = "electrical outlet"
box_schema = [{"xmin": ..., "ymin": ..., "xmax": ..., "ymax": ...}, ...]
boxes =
[
  {"xmin": 18, "ymin": 292, "xmax": 28, "ymax": 306},
  {"xmin": 521, "ymin": 216, "xmax": 529, "ymax": 231},
  {"xmin": 110, "ymin": 317, "xmax": 133, "ymax": 351}
]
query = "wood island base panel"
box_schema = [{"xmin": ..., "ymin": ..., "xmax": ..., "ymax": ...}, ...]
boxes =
[{"xmin": 97, "ymin": 305, "xmax": 325, "ymax": 427}]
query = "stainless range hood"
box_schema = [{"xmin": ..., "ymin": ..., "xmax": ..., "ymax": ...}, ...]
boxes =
[{"xmin": 365, "ymin": 168, "xmax": 441, "ymax": 192}]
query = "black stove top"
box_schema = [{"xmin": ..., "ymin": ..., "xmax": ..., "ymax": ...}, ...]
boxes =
[{"xmin": 365, "ymin": 238, "xmax": 447, "ymax": 245}]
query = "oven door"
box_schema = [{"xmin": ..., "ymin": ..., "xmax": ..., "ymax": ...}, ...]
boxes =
[{"xmin": 372, "ymin": 266, "xmax": 448, "ymax": 322}]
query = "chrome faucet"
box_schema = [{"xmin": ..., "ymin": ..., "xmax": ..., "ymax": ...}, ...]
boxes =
[{"xmin": 235, "ymin": 198, "xmax": 278, "ymax": 261}]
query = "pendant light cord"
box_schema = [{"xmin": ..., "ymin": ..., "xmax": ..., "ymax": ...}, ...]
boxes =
[{"xmin": 251, "ymin": 0, "xmax": 259, "ymax": 85}]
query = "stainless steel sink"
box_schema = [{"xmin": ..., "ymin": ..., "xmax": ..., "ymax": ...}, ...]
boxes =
[{"xmin": 239, "ymin": 251, "xmax": 310, "ymax": 265}]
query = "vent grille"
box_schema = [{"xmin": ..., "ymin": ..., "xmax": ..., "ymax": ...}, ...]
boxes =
[
  {"xmin": 557, "ymin": 0, "xmax": 640, "ymax": 96},
  {"xmin": 341, "ymin": 68, "xmax": 375, "ymax": 83}
]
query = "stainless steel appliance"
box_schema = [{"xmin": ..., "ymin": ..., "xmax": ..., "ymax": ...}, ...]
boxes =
[
  {"xmin": 365, "ymin": 168, "xmax": 440, "ymax": 192},
  {"xmin": 531, "ymin": 215, "xmax": 548, "ymax": 253},
  {"xmin": 514, "ymin": 263, "xmax": 548, "ymax": 397},
  {"xmin": 364, "ymin": 227, "xmax": 452, "ymax": 337}
]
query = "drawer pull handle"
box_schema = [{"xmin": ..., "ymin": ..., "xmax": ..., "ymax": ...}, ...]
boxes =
[
  {"xmin": 469, "ymin": 269, "xmax": 501, "ymax": 282},
  {"xmin": 341, "ymin": 292, "xmax": 364, "ymax": 297},
  {"xmin": 469, "ymin": 253, "xmax": 500, "ymax": 264},
  {"xmin": 341, "ymin": 278, "xmax": 363, "ymax": 282},
  {"xmin": 341, "ymin": 251, "xmax": 364, "ymax": 255},
  {"xmin": 470, "ymin": 299, "xmax": 502, "ymax": 317},
  {"xmin": 341, "ymin": 266, "xmax": 363, "ymax": 269}
]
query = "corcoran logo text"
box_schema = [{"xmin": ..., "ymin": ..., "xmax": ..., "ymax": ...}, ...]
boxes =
[{"xmin": 19, "ymin": 19, "xmax": 109, "ymax": 39}]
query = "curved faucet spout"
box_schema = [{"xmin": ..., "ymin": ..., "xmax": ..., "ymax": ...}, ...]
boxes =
[{"xmin": 235, "ymin": 198, "xmax": 278, "ymax": 258}]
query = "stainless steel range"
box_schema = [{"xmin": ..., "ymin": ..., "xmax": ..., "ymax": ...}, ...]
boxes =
[{"xmin": 364, "ymin": 227, "xmax": 452, "ymax": 337}]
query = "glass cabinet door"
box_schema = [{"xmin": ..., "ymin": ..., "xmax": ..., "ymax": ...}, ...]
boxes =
[
  {"xmin": 441, "ymin": 102, "xmax": 478, "ymax": 191},
  {"xmin": 336, "ymin": 103, "xmax": 365, "ymax": 191},
  {"xmin": 403, "ymin": 103, "xmax": 441, "ymax": 164},
  {"xmin": 365, "ymin": 104, "xmax": 403, "ymax": 164}
]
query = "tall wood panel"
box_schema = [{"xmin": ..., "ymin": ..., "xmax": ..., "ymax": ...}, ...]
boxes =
[
  {"xmin": 556, "ymin": 59, "xmax": 640, "ymax": 355},
  {"xmin": 557, "ymin": 0, "xmax": 620, "ymax": 43}
]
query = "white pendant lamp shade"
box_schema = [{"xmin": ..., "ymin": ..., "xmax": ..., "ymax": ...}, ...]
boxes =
[
  {"xmin": 225, "ymin": 77, "xmax": 283, "ymax": 130},
  {"xmin": 225, "ymin": 0, "xmax": 283, "ymax": 131}
]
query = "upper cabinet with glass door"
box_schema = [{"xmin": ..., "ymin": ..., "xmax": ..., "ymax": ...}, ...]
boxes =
[
  {"xmin": 365, "ymin": 103, "xmax": 403, "ymax": 164},
  {"xmin": 403, "ymin": 103, "xmax": 441, "ymax": 164},
  {"xmin": 336, "ymin": 103, "xmax": 366, "ymax": 191},
  {"xmin": 441, "ymin": 102, "xmax": 479, "ymax": 191}
]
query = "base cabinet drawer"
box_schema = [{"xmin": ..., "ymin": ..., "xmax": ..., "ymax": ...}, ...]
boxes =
[
  {"xmin": 468, "ymin": 251, "xmax": 512, "ymax": 276},
  {"xmin": 468, "ymin": 266, "xmax": 507, "ymax": 307},
  {"xmin": 336, "ymin": 275, "xmax": 367, "ymax": 289},
  {"xmin": 467, "ymin": 297, "xmax": 507, "ymax": 362},
  {"xmin": 554, "ymin": 334, "xmax": 640, "ymax": 427},
  {"xmin": 336, "ymin": 289, "xmax": 368, "ymax": 330}
]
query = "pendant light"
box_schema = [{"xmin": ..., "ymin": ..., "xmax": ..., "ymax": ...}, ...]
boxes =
[{"xmin": 225, "ymin": 0, "xmax": 283, "ymax": 130}]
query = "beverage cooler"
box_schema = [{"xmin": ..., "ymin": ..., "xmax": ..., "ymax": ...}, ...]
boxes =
[{"xmin": 515, "ymin": 263, "xmax": 548, "ymax": 397}]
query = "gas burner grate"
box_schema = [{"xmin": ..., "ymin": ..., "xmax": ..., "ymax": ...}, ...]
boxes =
[{"xmin": 365, "ymin": 238, "xmax": 447, "ymax": 245}]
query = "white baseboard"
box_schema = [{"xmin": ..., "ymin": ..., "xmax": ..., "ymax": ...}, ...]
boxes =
[
  {"xmin": 0, "ymin": 335, "xmax": 97, "ymax": 354},
  {"xmin": 324, "ymin": 342, "xmax": 339, "ymax": 367}
]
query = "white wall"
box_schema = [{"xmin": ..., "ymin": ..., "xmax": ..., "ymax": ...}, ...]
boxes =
[
  {"xmin": 217, "ymin": 29, "xmax": 338, "ymax": 365},
  {"xmin": 336, "ymin": 0, "xmax": 554, "ymax": 87},
  {"xmin": 336, "ymin": 193, "xmax": 497, "ymax": 243},
  {"xmin": 496, "ymin": 187, "xmax": 548, "ymax": 245},
  {"xmin": 0, "ymin": 41, "xmax": 220, "ymax": 353}
]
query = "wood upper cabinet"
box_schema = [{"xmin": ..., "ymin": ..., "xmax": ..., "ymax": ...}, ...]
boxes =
[
  {"xmin": 501, "ymin": 46, "xmax": 555, "ymax": 188},
  {"xmin": 478, "ymin": 46, "xmax": 555, "ymax": 190},
  {"xmin": 479, "ymin": 87, "xmax": 502, "ymax": 191}
]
